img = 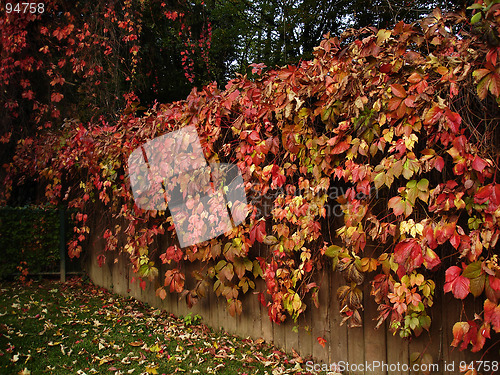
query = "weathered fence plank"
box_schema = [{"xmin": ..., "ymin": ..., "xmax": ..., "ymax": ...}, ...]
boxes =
[{"xmin": 363, "ymin": 282, "xmax": 387, "ymax": 374}]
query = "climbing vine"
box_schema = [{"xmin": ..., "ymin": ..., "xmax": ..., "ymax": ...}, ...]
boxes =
[{"xmin": 2, "ymin": 1, "xmax": 500, "ymax": 356}]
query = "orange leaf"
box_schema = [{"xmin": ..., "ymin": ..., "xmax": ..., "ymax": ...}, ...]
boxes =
[
  {"xmin": 391, "ymin": 84, "xmax": 407, "ymax": 98},
  {"xmin": 388, "ymin": 196, "xmax": 404, "ymax": 216},
  {"xmin": 164, "ymin": 269, "xmax": 185, "ymax": 293},
  {"xmin": 424, "ymin": 105, "xmax": 442, "ymax": 125},
  {"xmin": 407, "ymin": 72, "xmax": 422, "ymax": 84},
  {"xmin": 317, "ymin": 336, "xmax": 327, "ymax": 348}
]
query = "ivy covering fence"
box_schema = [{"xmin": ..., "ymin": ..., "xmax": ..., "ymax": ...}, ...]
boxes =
[{"xmin": 2, "ymin": 2, "xmax": 500, "ymax": 358}]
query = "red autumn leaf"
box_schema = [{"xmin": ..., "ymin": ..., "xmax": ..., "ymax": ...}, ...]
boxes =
[
  {"xmin": 487, "ymin": 48, "xmax": 498, "ymax": 66},
  {"xmin": 224, "ymin": 89, "xmax": 240, "ymax": 109},
  {"xmin": 53, "ymin": 27, "xmax": 66, "ymax": 40},
  {"xmin": 424, "ymin": 105, "xmax": 443, "ymax": 125},
  {"xmin": 250, "ymin": 220, "xmax": 266, "ymax": 244},
  {"xmin": 97, "ymin": 254, "xmax": 106, "ymax": 267},
  {"xmin": 164, "ymin": 268, "xmax": 185, "ymax": 293},
  {"xmin": 160, "ymin": 245, "xmax": 183, "ymax": 264},
  {"xmin": 451, "ymin": 321, "xmax": 470, "ymax": 348},
  {"xmin": 250, "ymin": 63, "xmax": 266, "ymax": 75},
  {"xmin": 388, "ymin": 97, "xmax": 402, "ymax": 111},
  {"xmin": 444, "ymin": 108, "xmax": 461, "ymax": 133},
  {"xmin": 51, "ymin": 92, "xmax": 64, "ymax": 102},
  {"xmin": 423, "ymin": 248, "xmax": 441, "ymax": 270},
  {"xmin": 258, "ymin": 292, "xmax": 266, "ymax": 307},
  {"xmin": 451, "ymin": 320, "xmax": 485, "ymax": 352},
  {"xmin": 391, "ymin": 83, "xmax": 407, "ymax": 98},
  {"xmin": 21, "ymin": 90, "xmax": 34, "ymax": 100},
  {"xmin": 331, "ymin": 140, "xmax": 350, "ymax": 155},
  {"xmin": 423, "ymin": 224, "xmax": 438, "ymax": 249},
  {"xmin": 484, "ymin": 299, "xmax": 500, "ymax": 332},
  {"xmin": 435, "ymin": 222, "xmax": 455, "ymax": 244},
  {"xmin": 248, "ymin": 130, "xmax": 260, "ymax": 144},
  {"xmin": 404, "ymin": 96, "xmax": 416, "ymax": 107},
  {"xmin": 317, "ymin": 336, "xmax": 327, "ymax": 348},
  {"xmin": 50, "ymin": 76, "xmax": 66, "ymax": 86},
  {"xmin": 271, "ymin": 167, "xmax": 286, "ymax": 187},
  {"xmin": 471, "ymin": 323, "xmax": 489, "ymax": 352},
  {"xmin": 472, "ymin": 156, "xmax": 488, "ymax": 173},
  {"xmin": 394, "ymin": 239, "xmax": 423, "ymax": 272},
  {"xmin": 450, "ymin": 232, "xmax": 460, "ymax": 249},
  {"xmin": 434, "ymin": 156, "xmax": 444, "ymax": 172},
  {"xmin": 444, "ymin": 266, "xmax": 470, "ymax": 299},
  {"xmin": 474, "ymin": 185, "xmax": 492, "ymax": 204},
  {"xmin": 489, "ymin": 275, "xmax": 500, "ymax": 292},
  {"xmin": 475, "ymin": 184, "xmax": 500, "ymax": 207}
]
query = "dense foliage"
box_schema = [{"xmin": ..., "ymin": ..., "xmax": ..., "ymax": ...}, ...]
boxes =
[
  {"xmin": 0, "ymin": 207, "xmax": 60, "ymax": 280},
  {"xmin": 2, "ymin": 0, "xmax": 500, "ymax": 357}
]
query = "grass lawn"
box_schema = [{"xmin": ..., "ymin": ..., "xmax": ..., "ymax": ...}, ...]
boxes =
[{"xmin": 0, "ymin": 278, "xmax": 311, "ymax": 375}]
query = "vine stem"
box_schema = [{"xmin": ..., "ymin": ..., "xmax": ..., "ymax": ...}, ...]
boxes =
[
  {"xmin": 479, "ymin": 337, "xmax": 500, "ymax": 375},
  {"xmin": 494, "ymin": 154, "xmax": 499, "ymax": 184}
]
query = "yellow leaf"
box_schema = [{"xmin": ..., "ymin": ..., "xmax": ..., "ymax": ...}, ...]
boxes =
[
  {"xmin": 376, "ymin": 29, "xmax": 392, "ymax": 45},
  {"xmin": 145, "ymin": 365, "xmax": 159, "ymax": 374},
  {"xmin": 98, "ymin": 356, "xmax": 113, "ymax": 366}
]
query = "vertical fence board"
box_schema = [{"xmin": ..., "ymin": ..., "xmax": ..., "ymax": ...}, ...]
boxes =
[
  {"xmin": 257, "ymin": 280, "xmax": 274, "ymax": 344},
  {"xmin": 328, "ymin": 270, "xmax": 348, "ymax": 367},
  {"xmin": 272, "ymin": 321, "xmax": 286, "ymax": 353},
  {"xmin": 285, "ymin": 320, "xmax": 300, "ymax": 358},
  {"xmin": 249, "ymin": 293, "xmax": 262, "ymax": 341},
  {"xmin": 347, "ymin": 325, "xmax": 365, "ymax": 374},
  {"xmin": 311, "ymin": 268, "xmax": 329, "ymax": 363},
  {"xmin": 298, "ymin": 302, "xmax": 313, "ymax": 362},
  {"xmin": 363, "ymin": 282, "xmax": 387, "ymax": 374},
  {"xmin": 386, "ymin": 330, "xmax": 409, "ymax": 375}
]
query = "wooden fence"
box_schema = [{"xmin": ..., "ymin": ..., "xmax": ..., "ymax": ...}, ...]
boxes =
[{"xmin": 84, "ymin": 217, "xmax": 496, "ymax": 374}]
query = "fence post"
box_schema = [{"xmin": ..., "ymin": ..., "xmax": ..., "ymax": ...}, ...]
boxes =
[{"xmin": 59, "ymin": 206, "xmax": 66, "ymax": 283}]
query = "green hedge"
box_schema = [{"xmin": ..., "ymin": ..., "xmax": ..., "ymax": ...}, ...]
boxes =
[{"xmin": 0, "ymin": 206, "xmax": 61, "ymax": 279}]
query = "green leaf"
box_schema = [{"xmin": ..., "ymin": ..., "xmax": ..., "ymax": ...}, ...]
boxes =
[
  {"xmin": 419, "ymin": 315, "xmax": 431, "ymax": 331},
  {"xmin": 471, "ymin": 12, "xmax": 482, "ymax": 24},
  {"xmin": 406, "ymin": 180, "xmax": 417, "ymax": 189},
  {"xmin": 467, "ymin": 4, "xmax": 483, "ymax": 10},
  {"xmin": 325, "ymin": 245, "xmax": 342, "ymax": 258},
  {"xmin": 417, "ymin": 179, "xmax": 429, "ymax": 191},
  {"xmin": 462, "ymin": 261, "xmax": 483, "ymax": 279},
  {"xmin": 469, "ymin": 274, "xmax": 486, "ymax": 297}
]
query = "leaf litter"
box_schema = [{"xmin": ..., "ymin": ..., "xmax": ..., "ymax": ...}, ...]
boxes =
[{"xmin": 0, "ymin": 278, "xmax": 314, "ymax": 374}]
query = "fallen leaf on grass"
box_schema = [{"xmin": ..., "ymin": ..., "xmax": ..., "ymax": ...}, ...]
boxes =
[
  {"xmin": 145, "ymin": 364, "xmax": 159, "ymax": 374},
  {"xmin": 97, "ymin": 356, "xmax": 114, "ymax": 365}
]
